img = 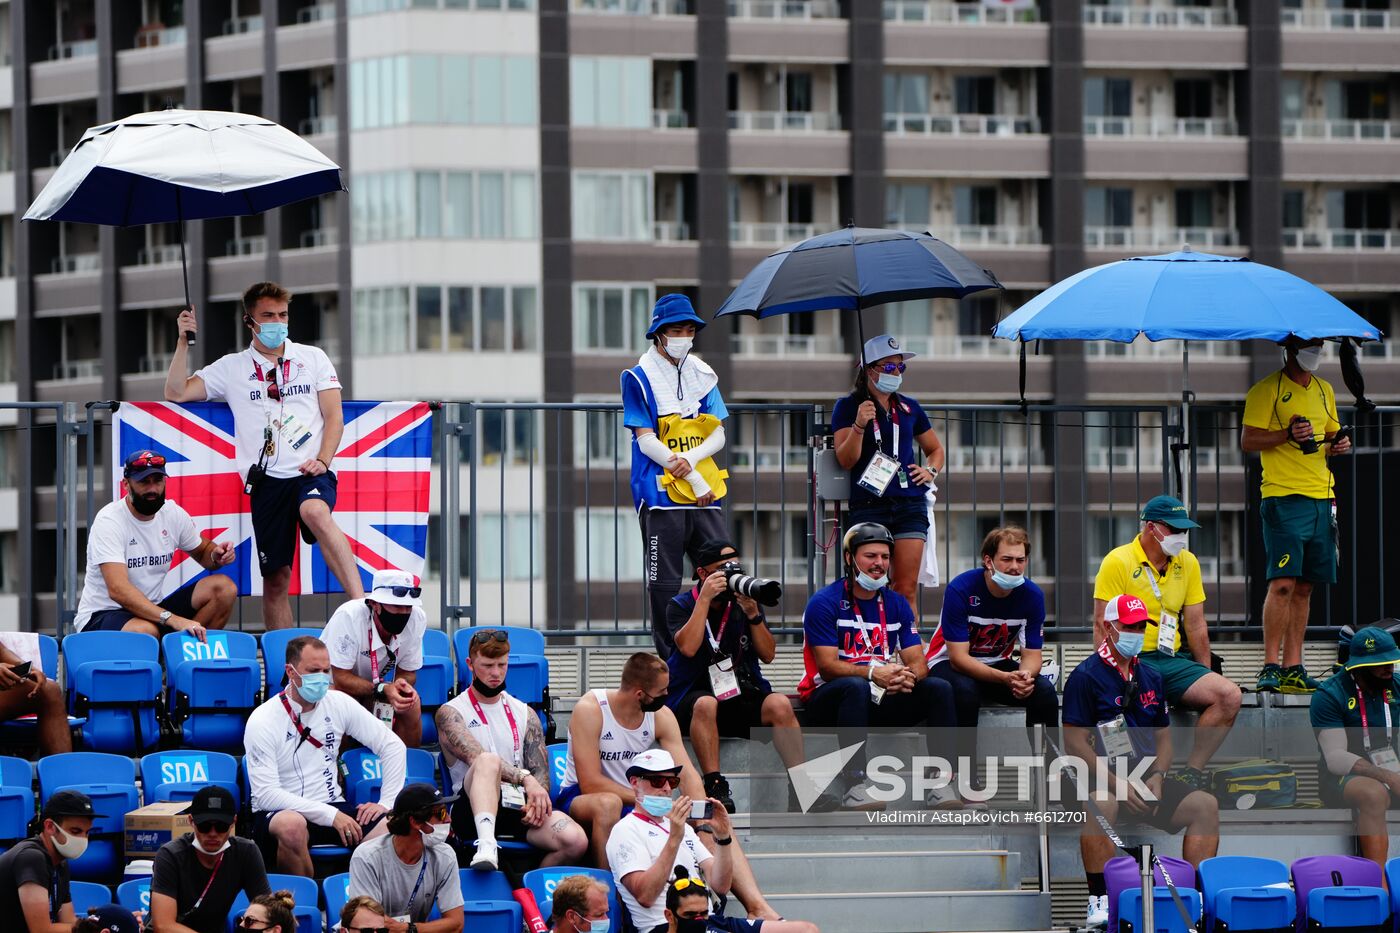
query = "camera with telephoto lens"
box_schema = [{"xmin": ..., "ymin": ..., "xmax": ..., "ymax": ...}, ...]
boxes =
[{"xmin": 720, "ymin": 560, "xmax": 782, "ymax": 606}]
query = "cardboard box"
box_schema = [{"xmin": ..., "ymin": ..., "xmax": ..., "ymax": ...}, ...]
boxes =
[{"xmin": 125, "ymin": 802, "xmax": 191, "ymax": 857}]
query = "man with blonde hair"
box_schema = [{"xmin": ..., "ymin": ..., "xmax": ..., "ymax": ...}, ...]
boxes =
[
  {"xmin": 340, "ymin": 895, "xmax": 390, "ymax": 933},
  {"xmin": 550, "ymin": 874, "xmax": 611, "ymax": 933}
]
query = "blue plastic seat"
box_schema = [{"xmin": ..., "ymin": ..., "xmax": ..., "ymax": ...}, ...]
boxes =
[
  {"xmin": 341, "ymin": 747, "xmax": 438, "ymax": 806},
  {"xmin": 259, "ymin": 628, "xmax": 324, "ymax": 695},
  {"xmin": 462, "ymin": 899, "xmax": 523, "ymax": 933},
  {"xmin": 416, "ymin": 654, "xmax": 454, "ymax": 746},
  {"xmin": 523, "ymin": 867, "xmax": 620, "ymax": 933},
  {"xmin": 1304, "ymin": 887, "xmax": 1388, "ymax": 932},
  {"xmin": 460, "ymin": 868, "xmax": 515, "ymax": 902},
  {"xmin": 1293, "ymin": 855, "xmax": 1385, "ymax": 931},
  {"xmin": 1106, "ymin": 855, "xmax": 1196, "ymax": 933},
  {"xmin": 423, "ymin": 628, "xmax": 452, "ymax": 662},
  {"xmin": 70, "ymin": 880, "xmax": 114, "ymax": 915},
  {"xmin": 141, "ymin": 750, "xmax": 241, "ymax": 810},
  {"xmin": 1382, "ymin": 858, "xmax": 1400, "ymax": 931},
  {"xmin": 38, "ymin": 752, "xmax": 139, "ymax": 882},
  {"xmin": 1198, "ymin": 856, "xmax": 1292, "ymax": 933},
  {"xmin": 117, "ymin": 877, "xmax": 151, "ymax": 914},
  {"xmin": 323, "ymin": 872, "xmax": 352, "ymax": 928},
  {"xmin": 1119, "ymin": 886, "xmax": 1203, "ymax": 933},
  {"xmin": 228, "ymin": 872, "xmax": 321, "ymax": 933},
  {"xmin": 547, "ymin": 743, "xmax": 568, "ymax": 798},
  {"xmin": 0, "ymin": 755, "xmax": 34, "ymax": 849},
  {"xmin": 454, "ymin": 626, "xmax": 545, "ymax": 664},
  {"xmin": 63, "ymin": 631, "xmax": 163, "ymax": 753},
  {"xmin": 162, "ymin": 631, "xmax": 261, "ymax": 750}
]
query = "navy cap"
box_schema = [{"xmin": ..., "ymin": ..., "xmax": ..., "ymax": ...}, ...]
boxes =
[
  {"xmin": 84, "ymin": 904, "xmax": 141, "ymax": 933},
  {"xmin": 122, "ymin": 449, "xmax": 167, "ymax": 483}
]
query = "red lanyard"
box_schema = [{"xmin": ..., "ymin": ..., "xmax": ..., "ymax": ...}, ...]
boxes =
[
  {"xmin": 468, "ymin": 689, "xmax": 521, "ymax": 763},
  {"xmin": 1095, "ymin": 640, "xmax": 1138, "ymax": 679},
  {"xmin": 189, "ymin": 852, "xmax": 225, "ymax": 912},
  {"xmin": 691, "ymin": 586, "xmax": 733, "ymax": 652},
  {"xmin": 368, "ymin": 623, "xmax": 398, "ymax": 686},
  {"xmin": 848, "ymin": 582, "xmax": 890, "ymax": 659},
  {"xmin": 869, "ymin": 400, "xmax": 900, "ymax": 456},
  {"xmin": 1357, "ymin": 684, "xmax": 1393, "ymax": 751},
  {"xmin": 281, "ymin": 693, "xmax": 323, "ymax": 749},
  {"xmin": 633, "ymin": 811, "xmax": 670, "ymax": 834},
  {"xmin": 252, "ymin": 357, "xmax": 291, "ymax": 385}
]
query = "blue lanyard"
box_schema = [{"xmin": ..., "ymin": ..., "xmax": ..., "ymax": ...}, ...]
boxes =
[{"xmin": 406, "ymin": 857, "xmax": 430, "ymax": 917}]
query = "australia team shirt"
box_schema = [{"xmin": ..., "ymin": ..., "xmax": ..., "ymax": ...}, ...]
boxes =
[
  {"xmin": 798, "ymin": 579, "xmax": 922, "ymax": 701},
  {"xmin": 76, "ymin": 498, "xmax": 203, "ymax": 629},
  {"xmin": 926, "ymin": 568, "xmax": 1045, "ymax": 665}
]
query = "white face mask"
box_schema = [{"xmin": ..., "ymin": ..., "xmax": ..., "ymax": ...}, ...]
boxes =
[
  {"xmin": 663, "ymin": 336, "xmax": 693, "ymax": 360},
  {"xmin": 1155, "ymin": 525, "xmax": 1189, "ymax": 557},
  {"xmin": 52, "ymin": 824, "xmax": 89, "ymax": 861},
  {"xmin": 1294, "ymin": 346, "xmax": 1323, "ymax": 373},
  {"xmin": 422, "ymin": 822, "xmax": 451, "ymax": 847},
  {"xmin": 193, "ymin": 835, "xmax": 232, "ymax": 856}
]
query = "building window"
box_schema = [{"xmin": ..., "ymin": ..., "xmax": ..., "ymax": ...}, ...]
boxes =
[
  {"xmin": 954, "ymin": 186, "xmax": 998, "ymax": 226},
  {"xmin": 1084, "ymin": 77, "xmax": 1132, "ymax": 118},
  {"xmin": 571, "ymin": 57, "xmax": 652, "ymax": 128},
  {"xmin": 576, "ymin": 511, "xmax": 644, "ymax": 582},
  {"xmin": 885, "ymin": 183, "xmax": 930, "ymax": 229},
  {"xmin": 350, "ymin": 54, "xmax": 537, "ymax": 129},
  {"xmin": 1085, "ymin": 187, "xmax": 1133, "ymax": 227},
  {"xmin": 352, "ymin": 287, "xmax": 412, "ymax": 355},
  {"xmin": 572, "ymin": 172, "xmax": 652, "ymax": 241},
  {"xmin": 386, "ymin": 284, "xmax": 540, "ymax": 355},
  {"xmin": 883, "ymin": 72, "xmax": 929, "ymax": 116},
  {"xmin": 1174, "ymin": 188, "xmax": 1213, "ymax": 229},
  {"xmin": 574, "ymin": 284, "xmax": 654, "ymax": 352},
  {"xmin": 353, "ymin": 170, "xmax": 537, "ymax": 243},
  {"xmin": 954, "ymin": 75, "xmax": 996, "ymax": 115}
]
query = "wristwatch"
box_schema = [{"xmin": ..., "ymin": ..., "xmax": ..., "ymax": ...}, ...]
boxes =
[
  {"xmin": 375, "ymin": 682, "xmax": 387, "ymax": 699},
  {"xmin": 407, "ymin": 924, "xmax": 418, "ymax": 933},
  {"xmin": 158, "ymin": 610, "xmax": 172, "ymax": 625}
]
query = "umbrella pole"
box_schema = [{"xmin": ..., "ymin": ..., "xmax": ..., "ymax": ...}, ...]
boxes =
[
  {"xmin": 856, "ymin": 304, "xmax": 867, "ymax": 370},
  {"xmin": 1174, "ymin": 344, "xmax": 1192, "ymax": 508},
  {"xmin": 178, "ymin": 189, "xmax": 194, "ymax": 348}
]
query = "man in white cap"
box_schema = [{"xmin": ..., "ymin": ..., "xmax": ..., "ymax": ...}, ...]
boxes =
[{"xmin": 320, "ymin": 569, "xmax": 426, "ymax": 747}]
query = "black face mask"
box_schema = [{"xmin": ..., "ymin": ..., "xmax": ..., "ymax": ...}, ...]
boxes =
[
  {"xmin": 674, "ymin": 917, "xmax": 708, "ymax": 933},
  {"xmin": 472, "ymin": 676, "xmax": 506, "ymax": 698},
  {"xmin": 130, "ymin": 490, "xmax": 165, "ymax": 516},
  {"xmin": 640, "ymin": 692, "xmax": 669, "ymax": 713},
  {"xmin": 377, "ymin": 608, "xmax": 412, "ymax": 635}
]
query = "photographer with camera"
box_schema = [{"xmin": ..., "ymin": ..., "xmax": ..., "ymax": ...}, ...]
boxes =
[
  {"xmin": 666, "ymin": 540, "xmax": 802, "ymax": 814},
  {"xmin": 1242, "ymin": 336, "xmax": 1352, "ymax": 694}
]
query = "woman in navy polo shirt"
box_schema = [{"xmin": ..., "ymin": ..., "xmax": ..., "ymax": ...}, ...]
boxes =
[{"xmin": 832, "ymin": 334, "xmax": 945, "ymax": 606}]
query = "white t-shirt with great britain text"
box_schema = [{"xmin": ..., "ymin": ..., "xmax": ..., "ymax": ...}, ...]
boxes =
[
  {"xmin": 194, "ymin": 340, "xmax": 341, "ymax": 480},
  {"xmin": 75, "ymin": 498, "xmax": 203, "ymax": 629},
  {"xmin": 606, "ymin": 812, "xmax": 712, "ymax": 931}
]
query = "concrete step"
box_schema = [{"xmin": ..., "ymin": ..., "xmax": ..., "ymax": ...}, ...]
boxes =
[
  {"xmin": 752, "ymin": 890, "xmax": 1053, "ymax": 933},
  {"xmin": 738, "ymin": 832, "xmax": 1014, "ymax": 854},
  {"xmin": 745, "ymin": 849, "xmax": 1021, "ymax": 894}
]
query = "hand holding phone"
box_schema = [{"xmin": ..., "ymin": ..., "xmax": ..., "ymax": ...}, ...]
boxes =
[{"xmin": 689, "ymin": 800, "xmax": 714, "ymax": 821}]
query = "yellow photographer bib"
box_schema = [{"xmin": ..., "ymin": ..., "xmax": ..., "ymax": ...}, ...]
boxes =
[{"xmin": 656, "ymin": 413, "xmax": 728, "ymax": 504}]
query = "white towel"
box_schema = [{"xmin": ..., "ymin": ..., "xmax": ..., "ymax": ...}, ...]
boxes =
[
  {"xmin": 917, "ymin": 483, "xmax": 941, "ymax": 588},
  {"xmin": 637, "ymin": 346, "xmax": 718, "ymax": 419},
  {"xmin": 0, "ymin": 631, "xmax": 41, "ymax": 665}
]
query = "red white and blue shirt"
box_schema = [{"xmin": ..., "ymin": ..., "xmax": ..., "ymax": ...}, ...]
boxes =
[
  {"xmin": 926, "ymin": 568, "xmax": 1045, "ymax": 665},
  {"xmin": 799, "ymin": 579, "xmax": 921, "ymax": 701}
]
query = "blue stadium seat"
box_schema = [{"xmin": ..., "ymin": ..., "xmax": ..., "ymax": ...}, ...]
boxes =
[
  {"xmin": 460, "ymin": 868, "xmax": 515, "ymax": 902},
  {"xmin": 1119, "ymin": 886, "xmax": 1203, "ymax": 933},
  {"xmin": 0, "ymin": 755, "xmax": 34, "ymax": 851},
  {"xmin": 69, "ymin": 880, "xmax": 114, "ymax": 915},
  {"xmin": 37, "ymin": 752, "xmax": 139, "ymax": 882},
  {"xmin": 454, "ymin": 626, "xmax": 545, "ymax": 662},
  {"xmin": 423, "ymin": 628, "xmax": 452, "ymax": 663},
  {"xmin": 1304, "ymin": 887, "xmax": 1388, "ymax": 932},
  {"xmin": 117, "ymin": 877, "xmax": 151, "ymax": 914},
  {"xmin": 547, "ymin": 743, "xmax": 568, "ymax": 798},
  {"xmin": 0, "ymin": 635, "xmax": 85, "ymax": 748},
  {"xmin": 462, "ymin": 899, "xmax": 523, "ymax": 933},
  {"xmin": 141, "ymin": 750, "xmax": 241, "ymax": 810},
  {"xmin": 341, "ymin": 747, "xmax": 438, "ymax": 806},
  {"xmin": 228, "ymin": 872, "xmax": 322, "ymax": 933},
  {"xmin": 523, "ymin": 867, "xmax": 620, "ymax": 933},
  {"xmin": 1199, "ymin": 856, "xmax": 1293, "ymax": 933},
  {"xmin": 1106, "ymin": 855, "xmax": 1196, "ymax": 933},
  {"xmin": 162, "ymin": 631, "xmax": 261, "ymax": 750},
  {"xmin": 1383, "ymin": 858, "xmax": 1400, "ymax": 931},
  {"xmin": 63, "ymin": 631, "xmax": 163, "ymax": 753},
  {"xmin": 323, "ymin": 872, "xmax": 352, "ymax": 929},
  {"xmin": 416, "ymin": 654, "xmax": 454, "ymax": 746},
  {"xmin": 259, "ymin": 628, "xmax": 324, "ymax": 695}
]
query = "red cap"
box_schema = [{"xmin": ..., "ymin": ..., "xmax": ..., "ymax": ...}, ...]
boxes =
[{"xmin": 1104, "ymin": 594, "xmax": 1151, "ymax": 628}]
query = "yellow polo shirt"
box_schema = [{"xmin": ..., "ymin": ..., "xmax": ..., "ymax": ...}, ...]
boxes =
[
  {"xmin": 1094, "ymin": 535, "xmax": 1206, "ymax": 654},
  {"xmin": 1242, "ymin": 370, "xmax": 1340, "ymax": 500}
]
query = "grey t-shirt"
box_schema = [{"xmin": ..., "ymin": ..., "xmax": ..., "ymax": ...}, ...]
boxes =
[{"xmin": 347, "ymin": 834, "xmax": 463, "ymax": 922}]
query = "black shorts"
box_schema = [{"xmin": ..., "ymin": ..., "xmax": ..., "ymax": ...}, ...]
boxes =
[
  {"xmin": 252, "ymin": 800, "xmax": 385, "ymax": 850},
  {"xmin": 1123, "ymin": 777, "xmax": 1198, "ymax": 833},
  {"xmin": 451, "ymin": 793, "xmax": 528, "ymax": 841},
  {"xmin": 674, "ymin": 687, "xmax": 771, "ymax": 738},
  {"xmin": 80, "ymin": 583, "xmax": 199, "ymax": 633},
  {"xmin": 251, "ymin": 472, "xmax": 338, "ymax": 575}
]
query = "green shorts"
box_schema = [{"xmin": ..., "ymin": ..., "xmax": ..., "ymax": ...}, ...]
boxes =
[
  {"xmin": 1139, "ymin": 650, "xmax": 1212, "ymax": 704},
  {"xmin": 1260, "ymin": 494, "xmax": 1336, "ymax": 584}
]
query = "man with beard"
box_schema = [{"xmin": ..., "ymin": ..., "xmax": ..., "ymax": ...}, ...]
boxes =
[
  {"xmin": 320, "ymin": 569, "xmax": 427, "ymax": 747},
  {"xmin": 74, "ymin": 449, "xmax": 237, "ymax": 638},
  {"xmin": 1311, "ymin": 625, "xmax": 1400, "ymax": 866}
]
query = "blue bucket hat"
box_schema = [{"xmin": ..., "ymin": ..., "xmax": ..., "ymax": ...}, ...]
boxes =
[{"xmin": 646, "ymin": 294, "xmax": 706, "ymax": 340}]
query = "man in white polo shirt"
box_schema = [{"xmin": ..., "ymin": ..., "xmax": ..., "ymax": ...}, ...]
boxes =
[
  {"xmin": 164, "ymin": 281, "xmax": 365, "ymax": 630},
  {"xmin": 245, "ymin": 634, "xmax": 406, "ymax": 877},
  {"xmin": 75, "ymin": 449, "xmax": 238, "ymax": 639},
  {"xmin": 320, "ymin": 568, "xmax": 426, "ymax": 747}
]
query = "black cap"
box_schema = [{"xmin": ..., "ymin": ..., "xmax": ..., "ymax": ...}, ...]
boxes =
[
  {"xmin": 43, "ymin": 790, "xmax": 104, "ymax": 820},
  {"xmin": 84, "ymin": 905, "xmax": 141, "ymax": 933},
  {"xmin": 693, "ymin": 539, "xmax": 739, "ymax": 572},
  {"xmin": 392, "ymin": 782, "xmax": 457, "ymax": 816},
  {"xmin": 181, "ymin": 786, "xmax": 237, "ymax": 825}
]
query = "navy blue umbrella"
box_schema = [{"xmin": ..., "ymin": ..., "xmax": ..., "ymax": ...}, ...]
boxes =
[{"xmin": 715, "ymin": 226, "xmax": 1002, "ymax": 363}]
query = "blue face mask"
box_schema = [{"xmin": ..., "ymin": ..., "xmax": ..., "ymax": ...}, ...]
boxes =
[
  {"xmin": 294, "ymin": 670, "xmax": 332, "ymax": 703},
  {"xmin": 989, "ymin": 569, "xmax": 1026, "ymax": 590},
  {"xmin": 875, "ymin": 373, "xmax": 902, "ymax": 394},
  {"xmin": 255, "ymin": 321, "xmax": 288, "ymax": 350},
  {"xmin": 1115, "ymin": 629, "xmax": 1145, "ymax": 659},
  {"xmin": 640, "ymin": 794, "xmax": 673, "ymax": 818},
  {"xmin": 854, "ymin": 571, "xmax": 887, "ymax": 592}
]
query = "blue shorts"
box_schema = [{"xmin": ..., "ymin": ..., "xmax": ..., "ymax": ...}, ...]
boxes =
[
  {"xmin": 251, "ymin": 472, "xmax": 338, "ymax": 575},
  {"xmin": 79, "ymin": 583, "xmax": 199, "ymax": 633},
  {"xmin": 554, "ymin": 784, "xmax": 632, "ymax": 820},
  {"xmin": 848, "ymin": 495, "xmax": 930, "ymax": 541}
]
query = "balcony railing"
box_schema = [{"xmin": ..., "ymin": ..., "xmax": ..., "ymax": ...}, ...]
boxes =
[
  {"xmin": 297, "ymin": 3, "xmax": 337, "ymax": 22},
  {"xmin": 883, "ymin": 0, "xmax": 1041, "ymax": 24},
  {"xmin": 730, "ymin": 222, "xmax": 817, "ymax": 245},
  {"xmin": 134, "ymin": 25, "xmax": 187, "ymax": 48},
  {"xmin": 136, "ymin": 245, "xmax": 183, "ymax": 266},
  {"xmin": 731, "ymin": 333, "xmax": 845, "ymax": 356},
  {"xmin": 48, "ymin": 39, "xmax": 98, "ymax": 60},
  {"xmin": 1282, "ymin": 119, "xmax": 1400, "ymax": 142},
  {"xmin": 225, "ymin": 236, "xmax": 267, "ymax": 256},
  {"xmin": 1084, "ymin": 338, "xmax": 1243, "ymax": 359},
  {"xmin": 727, "ymin": 0, "xmax": 840, "ymax": 19},
  {"xmin": 298, "ymin": 115, "xmax": 338, "ymax": 136},
  {"xmin": 1083, "ymin": 6, "xmax": 1237, "ymax": 28},
  {"xmin": 652, "ymin": 221, "xmax": 693, "ymax": 242},
  {"xmin": 54, "ymin": 359, "xmax": 102, "ymax": 380},
  {"xmin": 728, "ymin": 111, "xmax": 842, "ymax": 132},
  {"xmin": 1083, "ymin": 116, "xmax": 1238, "ymax": 138},
  {"xmin": 298, "ymin": 228, "xmax": 338, "ymax": 249},
  {"xmin": 1283, "ymin": 228, "xmax": 1399, "ymax": 251},
  {"xmin": 572, "ymin": 0, "xmax": 693, "ymax": 12},
  {"xmin": 1084, "ymin": 227, "xmax": 1239, "ymax": 249},
  {"xmin": 51, "ymin": 254, "xmax": 100, "ymax": 274},
  {"xmin": 222, "ymin": 15, "xmax": 264, "ymax": 34},
  {"xmin": 139, "ymin": 352, "xmax": 175, "ymax": 374},
  {"xmin": 949, "ymin": 446, "xmax": 1035, "ymax": 471},
  {"xmin": 652, "ymin": 109, "xmax": 692, "ymax": 129},
  {"xmin": 883, "ymin": 113, "xmax": 1041, "ymax": 136},
  {"xmin": 1282, "ymin": 8, "xmax": 1395, "ymax": 30},
  {"xmin": 896, "ymin": 334, "xmax": 1022, "ymax": 359},
  {"xmin": 940, "ymin": 225, "xmax": 1043, "ymax": 248}
]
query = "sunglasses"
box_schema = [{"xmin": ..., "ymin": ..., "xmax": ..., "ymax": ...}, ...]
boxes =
[
  {"xmin": 471, "ymin": 629, "xmax": 509, "ymax": 646},
  {"xmin": 640, "ymin": 773, "xmax": 681, "ymax": 790},
  {"xmin": 235, "ymin": 917, "xmax": 269, "ymax": 930},
  {"xmin": 872, "ymin": 361, "xmax": 906, "ymax": 375},
  {"xmin": 196, "ymin": 820, "xmax": 232, "ymax": 834},
  {"xmin": 126, "ymin": 454, "xmax": 167, "ymax": 471},
  {"xmin": 374, "ymin": 584, "xmax": 422, "ymax": 599}
]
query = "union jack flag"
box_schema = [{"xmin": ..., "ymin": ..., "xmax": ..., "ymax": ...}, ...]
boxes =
[{"xmin": 111, "ymin": 401, "xmax": 433, "ymax": 596}]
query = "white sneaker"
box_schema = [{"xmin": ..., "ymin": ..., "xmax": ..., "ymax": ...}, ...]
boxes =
[
  {"xmin": 924, "ymin": 781, "xmax": 965, "ymax": 810},
  {"xmin": 840, "ymin": 781, "xmax": 886, "ymax": 811},
  {"xmin": 1085, "ymin": 894, "xmax": 1109, "ymax": 929},
  {"xmin": 469, "ymin": 840, "xmax": 499, "ymax": 871}
]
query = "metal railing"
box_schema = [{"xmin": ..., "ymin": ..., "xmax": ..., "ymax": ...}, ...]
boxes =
[
  {"xmin": 298, "ymin": 115, "xmax": 339, "ymax": 136},
  {"xmin": 652, "ymin": 221, "xmax": 694, "ymax": 242},
  {"xmin": 297, "ymin": 3, "xmax": 337, "ymax": 22},
  {"xmin": 730, "ymin": 222, "xmax": 818, "ymax": 245},
  {"xmin": 1084, "ymin": 226, "xmax": 1239, "ymax": 249},
  {"xmin": 1083, "ymin": 116, "xmax": 1238, "ymax": 138},
  {"xmin": 573, "ymin": 0, "xmax": 692, "ymax": 12},
  {"xmin": 298, "ymin": 228, "xmax": 338, "ymax": 249},
  {"xmin": 1084, "ymin": 338, "xmax": 1244, "ymax": 359},
  {"xmin": 730, "ymin": 333, "xmax": 846, "ymax": 356},
  {"xmin": 883, "ymin": 0, "xmax": 1041, "ymax": 24},
  {"xmin": 652, "ymin": 109, "xmax": 692, "ymax": 129},
  {"xmin": 727, "ymin": 0, "xmax": 841, "ymax": 19},
  {"xmin": 134, "ymin": 25, "xmax": 187, "ymax": 47},
  {"xmin": 225, "ymin": 236, "xmax": 268, "ymax": 256},
  {"xmin": 729, "ymin": 111, "xmax": 843, "ymax": 132},
  {"xmin": 1083, "ymin": 5, "xmax": 1237, "ymax": 28},
  {"xmin": 1282, "ymin": 119, "xmax": 1400, "ymax": 141},
  {"xmin": 48, "ymin": 39, "xmax": 99, "ymax": 60},
  {"xmin": 136, "ymin": 245, "xmax": 183, "ymax": 266},
  {"xmin": 942, "ymin": 225, "xmax": 1043, "ymax": 248},
  {"xmin": 1282, "ymin": 8, "xmax": 1395, "ymax": 30},
  {"xmin": 894, "ymin": 334, "xmax": 1023, "ymax": 359},
  {"xmin": 883, "ymin": 113, "xmax": 1042, "ymax": 136},
  {"xmin": 221, "ymin": 15, "xmax": 264, "ymax": 35},
  {"xmin": 1283, "ymin": 228, "xmax": 1399, "ymax": 251},
  {"xmin": 51, "ymin": 254, "xmax": 101, "ymax": 274}
]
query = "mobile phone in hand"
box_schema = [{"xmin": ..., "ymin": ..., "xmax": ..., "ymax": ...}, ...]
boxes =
[
  {"xmin": 690, "ymin": 800, "xmax": 714, "ymax": 820},
  {"xmin": 9, "ymin": 660, "xmax": 32, "ymax": 679}
]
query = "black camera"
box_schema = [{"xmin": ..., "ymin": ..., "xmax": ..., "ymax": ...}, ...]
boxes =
[
  {"xmin": 720, "ymin": 560, "xmax": 782, "ymax": 606},
  {"xmin": 1290, "ymin": 415, "xmax": 1319, "ymax": 455}
]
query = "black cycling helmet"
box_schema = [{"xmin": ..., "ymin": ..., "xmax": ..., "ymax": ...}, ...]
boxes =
[{"xmin": 842, "ymin": 522, "xmax": 894, "ymax": 563}]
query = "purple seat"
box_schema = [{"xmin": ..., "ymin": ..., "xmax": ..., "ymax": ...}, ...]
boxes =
[
  {"xmin": 1290, "ymin": 856, "xmax": 1384, "ymax": 932},
  {"xmin": 1106, "ymin": 855, "xmax": 1196, "ymax": 933}
]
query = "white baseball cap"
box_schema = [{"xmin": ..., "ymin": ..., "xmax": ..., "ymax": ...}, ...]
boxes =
[
  {"xmin": 626, "ymin": 748, "xmax": 682, "ymax": 778},
  {"xmin": 370, "ymin": 568, "xmax": 421, "ymax": 607}
]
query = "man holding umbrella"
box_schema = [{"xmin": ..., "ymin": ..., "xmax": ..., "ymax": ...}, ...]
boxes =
[
  {"xmin": 165, "ymin": 282, "xmax": 365, "ymax": 629},
  {"xmin": 1243, "ymin": 337, "xmax": 1352, "ymax": 694}
]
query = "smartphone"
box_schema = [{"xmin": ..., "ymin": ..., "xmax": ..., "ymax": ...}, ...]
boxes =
[
  {"xmin": 689, "ymin": 800, "xmax": 714, "ymax": 820},
  {"xmin": 1327, "ymin": 425, "xmax": 1354, "ymax": 446},
  {"xmin": 9, "ymin": 660, "xmax": 31, "ymax": 679}
]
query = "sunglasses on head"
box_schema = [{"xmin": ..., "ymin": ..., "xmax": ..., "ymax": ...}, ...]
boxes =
[
  {"xmin": 672, "ymin": 877, "xmax": 709, "ymax": 893},
  {"xmin": 374, "ymin": 584, "xmax": 421, "ymax": 599},
  {"xmin": 872, "ymin": 361, "xmax": 906, "ymax": 375},
  {"xmin": 471, "ymin": 629, "xmax": 509, "ymax": 646},
  {"xmin": 126, "ymin": 454, "xmax": 167, "ymax": 471},
  {"xmin": 196, "ymin": 820, "xmax": 232, "ymax": 834}
]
